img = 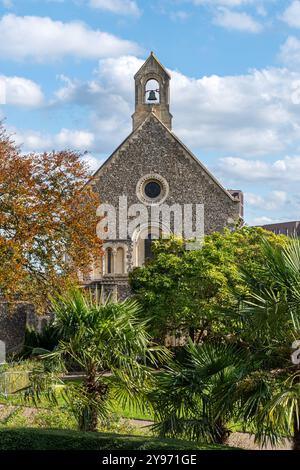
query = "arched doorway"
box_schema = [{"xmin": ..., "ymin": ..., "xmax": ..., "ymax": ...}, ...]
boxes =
[
  {"xmin": 144, "ymin": 233, "xmax": 154, "ymax": 262},
  {"xmin": 132, "ymin": 225, "xmax": 165, "ymax": 267}
]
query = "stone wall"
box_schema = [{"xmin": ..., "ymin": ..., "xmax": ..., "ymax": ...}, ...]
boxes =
[
  {"xmin": 92, "ymin": 113, "xmax": 242, "ymax": 295},
  {"xmin": 94, "ymin": 115, "xmax": 241, "ymax": 238},
  {"xmin": 0, "ymin": 302, "xmax": 33, "ymax": 354},
  {"xmin": 88, "ymin": 279, "xmax": 132, "ymax": 302}
]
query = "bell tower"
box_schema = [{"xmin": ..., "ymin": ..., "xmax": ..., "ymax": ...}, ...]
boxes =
[{"xmin": 132, "ymin": 52, "xmax": 173, "ymax": 131}]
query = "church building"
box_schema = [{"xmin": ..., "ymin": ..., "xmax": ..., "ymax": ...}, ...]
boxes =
[{"xmin": 85, "ymin": 53, "xmax": 243, "ymax": 299}]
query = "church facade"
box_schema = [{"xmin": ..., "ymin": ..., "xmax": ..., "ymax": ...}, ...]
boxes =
[{"xmin": 84, "ymin": 53, "xmax": 243, "ymax": 299}]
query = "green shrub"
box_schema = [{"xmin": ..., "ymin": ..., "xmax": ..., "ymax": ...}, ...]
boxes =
[
  {"xmin": 20, "ymin": 324, "xmax": 60, "ymax": 358},
  {"xmin": 0, "ymin": 428, "xmax": 237, "ymax": 450}
]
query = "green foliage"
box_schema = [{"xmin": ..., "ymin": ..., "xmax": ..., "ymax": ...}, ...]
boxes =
[
  {"xmin": 129, "ymin": 227, "xmax": 287, "ymax": 340},
  {"xmin": 23, "ymin": 288, "xmax": 171, "ymax": 432},
  {"xmin": 20, "ymin": 323, "xmax": 60, "ymax": 358},
  {"xmin": 150, "ymin": 238, "xmax": 300, "ymax": 449},
  {"xmin": 0, "ymin": 428, "xmax": 237, "ymax": 450},
  {"xmin": 149, "ymin": 339, "xmax": 250, "ymax": 443}
]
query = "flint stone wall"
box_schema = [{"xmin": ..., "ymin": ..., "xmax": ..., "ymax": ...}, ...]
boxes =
[
  {"xmin": 0, "ymin": 303, "xmax": 32, "ymax": 354},
  {"xmin": 92, "ymin": 114, "xmax": 242, "ymax": 296}
]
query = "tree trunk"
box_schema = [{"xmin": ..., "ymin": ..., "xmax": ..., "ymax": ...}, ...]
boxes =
[
  {"xmin": 214, "ymin": 419, "xmax": 230, "ymax": 445},
  {"xmin": 79, "ymin": 367, "xmax": 101, "ymax": 432},
  {"xmin": 78, "ymin": 406, "xmax": 98, "ymax": 433}
]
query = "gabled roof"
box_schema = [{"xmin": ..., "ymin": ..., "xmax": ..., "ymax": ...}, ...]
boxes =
[
  {"xmin": 91, "ymin": 112, "xmax": 236, "ymax": 203},
  {"xmin": 134, "ymin": 51, "xmax": 171, "ymax": 79}
]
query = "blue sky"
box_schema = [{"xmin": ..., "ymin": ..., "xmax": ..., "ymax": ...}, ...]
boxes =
[{"xmin": 1, "ymin": 0, "xmax": 300, "ymax": 225}]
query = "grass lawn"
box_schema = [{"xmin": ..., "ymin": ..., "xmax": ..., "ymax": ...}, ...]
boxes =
[
  {"xmin": 109, "ymin": 399, "xmax": 153, "ymax": 421},
  {"xmin": 0, "ymin": 385, "xmax": 155, "ymax": 422},
  {"xmin": 0, "ymin": 427, "xmax": 240, "ymax": 450}
]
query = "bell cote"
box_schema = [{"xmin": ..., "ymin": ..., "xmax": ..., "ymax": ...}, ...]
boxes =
[{"xmin": 132, "ymin": 52, "xmax": 173, "ymax": 131}]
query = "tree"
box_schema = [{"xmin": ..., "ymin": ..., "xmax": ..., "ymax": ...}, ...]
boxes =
[
  {"xmin": 129, "ymin": 227, "xmax": 287, "ymax": 342},
  {"xmin": 0, "ymin": 124, "xmax": 101, "ymax": 309},
  {"xmin": 26, "ymin": 288, "xmax": 170, "ymax": 432},
  {"xmin": 149, "ymin": 339, "xmax": 248, "ymax": 444},
  {"xmin": 218, "ymin": 238, "xmax": 300, "ymax": 450},
  {"xmin": 151, "ymin": 238, "xmax": 300, "ymax": 449}
]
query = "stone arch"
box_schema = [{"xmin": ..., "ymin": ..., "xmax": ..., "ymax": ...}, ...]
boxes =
[
  {"xmin": 115, "ymin": 247, "xmax": 125, "ymax": 274},
  {"xmin": 140, "ymin": 71, "xmax": 167, "ymax": 105},
  {"xmin": 131, "ymin": 222, "xmax": 170, "ymax": 267},
  {"xmin": 145, "ymin": 78, "xmax": 160, "ymax": 104},
  {"xmin": 102, "ymin": 243, "xmax": 128, "ymax": 275},
  {"xmin": 105, "ymin": 246, "xmax": 113, "ymax": 274}
]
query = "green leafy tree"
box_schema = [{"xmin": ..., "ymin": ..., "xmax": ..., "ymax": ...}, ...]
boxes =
[
  {"xmin": 151, "ymin": 238, "xmax": 300, "ymax": 450},
  {"xmin": 129, "ymin": 227, "xmax": 287, "ymax": 342},
  {"xmin": 26, "ymin": 288, "xmax": 170, "ymax": 432}
]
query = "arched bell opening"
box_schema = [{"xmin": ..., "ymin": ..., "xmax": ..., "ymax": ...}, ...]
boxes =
[{"xmin": 145, "ymin": 79, "xmax": 160, "ymax": 104}]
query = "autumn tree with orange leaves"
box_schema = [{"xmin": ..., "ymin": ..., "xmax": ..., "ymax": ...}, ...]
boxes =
[{"xmin": 0, "ymin": 124, "xmax": 101, "ymax": 310}]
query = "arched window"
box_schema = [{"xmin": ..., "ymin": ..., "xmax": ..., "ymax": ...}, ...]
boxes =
[
  {"xmin": 134, "ymin": 226, "xmax": 162, "ymax": 267},
  {"xmin": 144, "ymin": 233, "xmax": 154, "ymax": 262},
  {"xmin": 115, "ymin": 247, "xmax": 125, "ymax": 274},
  {"xmin": 106, "ymin": 248, "xmax": 113, "ymax": 274},
  {"xmin": 145, "ymin": 79, "xmax": 160, "ymax": 104}
]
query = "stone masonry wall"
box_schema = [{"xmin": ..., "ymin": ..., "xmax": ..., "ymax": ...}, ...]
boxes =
[
  {"xmin": 0, "ymin": 303, "xmax": 33, "ymax": 354},
  {"xmin": 92, "ymin": 114, "xmax": 241, "ymax": 297},
  {"xmin": 94, "ymin": 115, "xmax": 240, "ymax": 237}
]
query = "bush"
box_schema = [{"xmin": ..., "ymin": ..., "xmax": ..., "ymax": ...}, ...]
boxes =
[
  {"xmin": 0, "ymin": 428, "xmax": 237, "ymax": 450},
  {"xmin": 20, "ymin": 324, "xmax": 60, "ymax": 358}
]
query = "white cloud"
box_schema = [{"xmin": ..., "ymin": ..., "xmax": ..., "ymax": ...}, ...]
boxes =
[
  {"xmin": 213, "ymin": 7, "xmax": 263, "ymax": 32},
  {"xmin": 1, "ymin": 0, "xmax": 13, "ymax": 8},
  {"xmin": 256, "ymin": 4, "xmax": 267, "ymax": 16},
  {"xmin": 218, "ymin": 156, "xmax": 300, "ymax": 182},
  {"xmin": 14, "ymin": 128, "xmax": 95, "ymax": 152},
  {"xmin": 171, "ymin": 66, "xmax": 300, "ymax": 156},
  {"xmin": 82, "ymin": 154, "xmax": 104, "ymax": 172},
  {"xmin": 89, "ymin": 0, "xmax": 140, "ymax": 16},
  {"xmin": 51, "ymin": 55, "xmax": 300, "ymax": 157},
  {"xmin": 12, "ymin": 127, "xmax": 102, "ymax": 172},
  {"xmin": 0, "ymin": 75, "xmax": 44, "ymax": 106},
  {"xmin": 281, "ymin": 1, "xmax": 300, "ymax": 28},
  {"xmin": 56, "ymin": 129, "xmax": 95, "ymax": 149},
  {"xmin": 279, "ymin": 36, "xmax": 300, "ymax": 66},
  {"xmin": 246, "ymin": 190, "xmax": 287, "ymax": 210},
  {"xmin": 192, "ymin": 0, "xmax": 255, "ymax": 5},
  {"xmin": 251, "ymin": 215, "xmax": 278, "ymax": 225},
  {"xmin": 0, "ymin": 14, "xmax": 141, "ymax": 62},
  {"xmin": 170, "ymin": 11, "xmax": 190, "ymax": 21},
  {"xmin": 53, "ymin": 56, "xmax": 141, "ymax": 151}
]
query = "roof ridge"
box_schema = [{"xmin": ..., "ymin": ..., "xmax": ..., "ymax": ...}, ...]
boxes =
[{"xmin": 134, "ymin": 52, "xmax": 171, "ymax": 79}]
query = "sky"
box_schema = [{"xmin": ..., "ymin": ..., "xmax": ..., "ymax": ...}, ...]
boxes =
[{"xmin": 1, "ymin": 0, "xmax": 300, "ymax": 225}]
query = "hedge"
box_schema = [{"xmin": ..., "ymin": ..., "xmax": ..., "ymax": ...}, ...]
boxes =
[{"xmin": 0, "ymin": 428, "xmax": 237, "ymax": 450}]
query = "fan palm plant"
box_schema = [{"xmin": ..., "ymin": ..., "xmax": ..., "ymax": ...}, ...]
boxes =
[
  {"xmin": 223, "ymin": 238, "xmax": 300, "ymax": 449},
  {"xmin": 26, "ymin": 288, "xmax": 170, "ymax": 432},
  {"xmin": 151, "ymin": 238, "xmax": 300, "ymax": 449},
  {"xmin": 149, "ymin": 339, "xmax": 247, "ymax": 444}
]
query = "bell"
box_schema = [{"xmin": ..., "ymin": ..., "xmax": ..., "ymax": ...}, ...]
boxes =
[{"xmin": 147, "ymin": 90, "xmax": 157, "ymax": 101}]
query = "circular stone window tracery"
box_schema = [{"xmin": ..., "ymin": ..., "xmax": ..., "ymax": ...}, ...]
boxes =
[{"xmin": 136, "ymin": 173, "xmax": 169, "ymax": 205}]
